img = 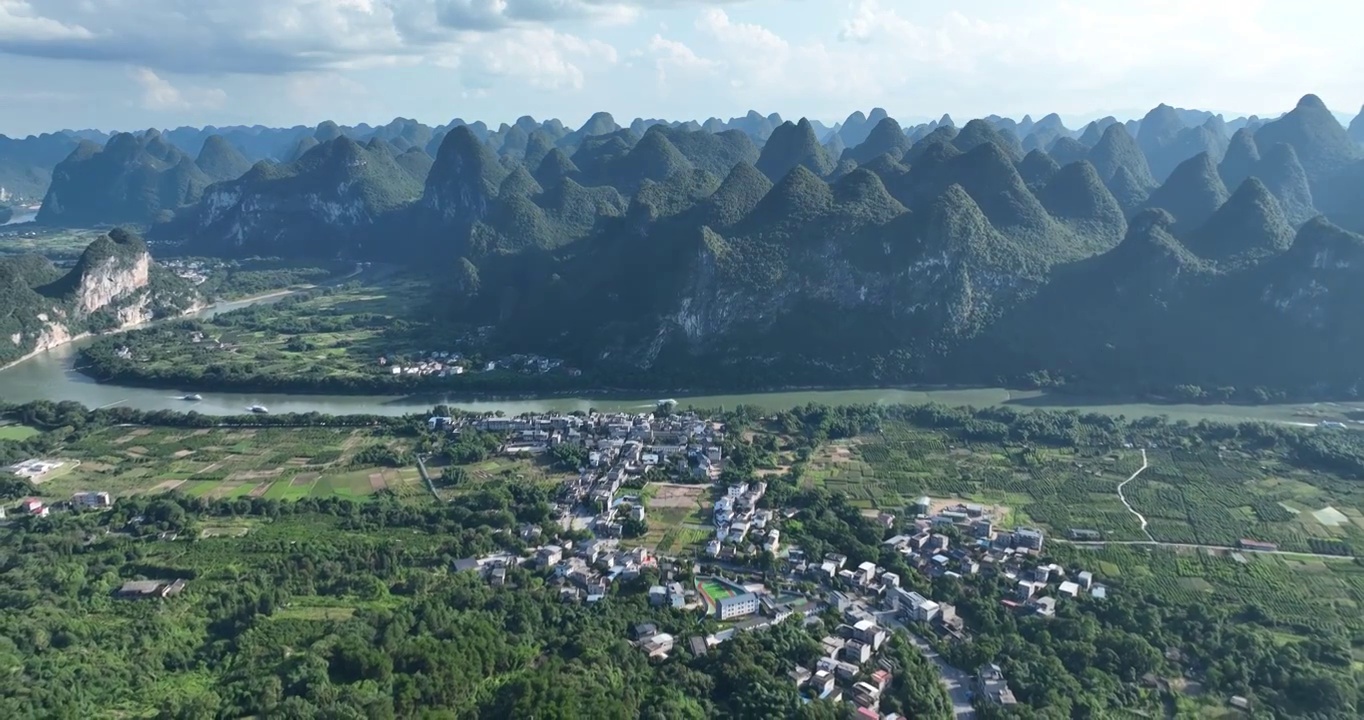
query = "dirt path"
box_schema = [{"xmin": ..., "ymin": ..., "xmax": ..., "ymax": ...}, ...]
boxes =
[{"xmin": 1116, "ymin": 448, "xmax": 1153, "ymax": 541}]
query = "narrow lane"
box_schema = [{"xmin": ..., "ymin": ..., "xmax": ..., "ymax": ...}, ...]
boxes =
[
  {"xmin": 1116, "ymin": 448, "xmax": 1153, "ymax": 541},
  {"xmin": 870, "ymin": 608, "xmax": 976, "ymax": 719}
]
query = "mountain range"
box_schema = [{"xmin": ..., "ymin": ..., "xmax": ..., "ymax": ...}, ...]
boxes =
[
  {"xmin": 9, "ymin": 95, "xmax": 1364, "ymax": 398},
  {"xmin": 7, "ymin": 102, "xmax": 1362, "ymax": 209}
]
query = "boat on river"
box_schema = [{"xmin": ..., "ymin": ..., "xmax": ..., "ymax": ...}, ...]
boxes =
[
  {"xmin": 182, "ymin": 394, "xmax": 203, "ymax": 401},
  {"xmin": 248, "ymin": 404, "xmax": 269, "ymax": 414}
]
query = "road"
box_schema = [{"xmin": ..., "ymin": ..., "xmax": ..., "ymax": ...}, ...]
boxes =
[
  {"xmin": 870, "ymin": 607, "xmax": 976, "ymax": 719},
  {"xmin": 1063, "ymin": 539, "xmax": 1356, "ymax": 560},
  {"xmin": 1115, "ymin": 448, "xmax": 1153, "ymax": 541},
  {"xmin": 415, "ymin": 454, "xmax": 440, "ymax": 500}
]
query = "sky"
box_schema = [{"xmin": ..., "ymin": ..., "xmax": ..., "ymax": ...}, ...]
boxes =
[{"xmin": 1, "ymin": 0, "xmax": 1362, "ymax": 137}]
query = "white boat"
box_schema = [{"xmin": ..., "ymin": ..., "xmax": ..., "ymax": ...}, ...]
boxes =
[
  {"xmin": 248, "ymin": 404, "xmax": 269, "ymax": 414},
  {"xmin": 182, "ymin": 394, "xmax": 203, "ymax": 401}
]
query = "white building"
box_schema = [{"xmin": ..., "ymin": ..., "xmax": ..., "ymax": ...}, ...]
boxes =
[
  {"xmin": 895, "ymin": 588, "xmax": 940, "ymax": 622},
  {"xmin": 717, "ymin": 592, "xmax": 760, "ymax": 620}
]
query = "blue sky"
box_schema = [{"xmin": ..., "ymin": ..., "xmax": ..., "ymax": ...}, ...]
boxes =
[{"xmin": 1, "ymin": 0, "xmax": 1361, "ymax": 137}]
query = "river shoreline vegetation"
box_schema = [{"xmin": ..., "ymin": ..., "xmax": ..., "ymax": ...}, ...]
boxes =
[{"xmin": 1, "ymin": 400, "xmax": 1363, "ymax": 715}]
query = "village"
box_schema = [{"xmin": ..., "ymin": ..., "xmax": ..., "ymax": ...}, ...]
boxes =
[{"xmin": 434, "ymin": 408, "xmax": 1115, "ymax": 718}]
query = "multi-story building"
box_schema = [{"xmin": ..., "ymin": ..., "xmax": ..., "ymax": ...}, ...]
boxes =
[{"xmin": 717, "ymin": 592, "xmax": 760, "ymax": 620}]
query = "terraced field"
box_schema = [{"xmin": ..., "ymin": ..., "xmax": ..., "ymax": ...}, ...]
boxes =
[{"xmin": 28, "ymin": 426, "xmax": 424, "ymax": 502}]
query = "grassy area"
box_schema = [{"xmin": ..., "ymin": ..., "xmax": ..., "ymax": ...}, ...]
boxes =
[
  {"xmin": 0, "ymin": 424, "xmax": 40, "ymax": 441},
  {"xmin": 804, "ymin": 422, "xmax": 1364, "ymax": 555},
  {"xmin": 26, "ymin": 425, "xmax": 423, "ymax": 502}
]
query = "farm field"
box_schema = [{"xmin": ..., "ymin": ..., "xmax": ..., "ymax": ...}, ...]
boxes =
[
  {"xmin": 27, "ymin": 425, "xmax": 424, "ymax": 502},
  {"xmin": 642, "ymin": 483, "xmax": 713, "ymax": 554},
  {"xmin": 94, "ymin": 275, "xmax": 454, "ymax": 386},
  {"xmin": 806, "ymin": 422, "xmax": 1364, "ymax": 555},
  {"xmin": 1056, "ymin": 543, "xmax": 1364, "ymax": 640}
]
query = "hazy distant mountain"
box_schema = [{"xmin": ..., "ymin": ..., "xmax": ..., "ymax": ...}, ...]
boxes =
[
  {"xmin": 39, "ymin": 130, "xmax": 212, "ymax": 225},
  {"xmin": 1021, "ymin": 113, "xmax": 1069, "ymax": 152},
  {"xmin": 1254, "ymin": 94, "xmax": 1360, "ymax": 193},
  {"xmin": 1350, "ymin": 106, "xmax": 1364, "ymax": 146},
  {"xmin": 195, "ymin": 135, "xmax": 252, "ymax": 182},
  {"xmin": 1088, "ymin": 124, "xmax": 1156, "ymax": 213},
  {"xmin": 161, "ymin": 136, "xmax": 422, "ymax": 256},
  {"xmin": 1254, "ymin": 143, "xmax": 1317, "ymax": 227},
  {"xmin": 756, "ymin": 119, "xmax": 833, "ymax": 181},
  {"xmin": 842, "ymin": 117, "xmax": 911, "ymax": 165},
  {"xmin": 1142, "ymin": 152, "xmax": 1229, "ymax": 236},
  {"xmin": 1218, "ymin": 128, "xmax": 1260, "ymax": 190},
  {"xmin": 837, "ymin": 108, "xmax": 890, "ymax": 148},
  {"xmin": 0, "ymin": 132, "xmax": 81, "ymax": 203}
]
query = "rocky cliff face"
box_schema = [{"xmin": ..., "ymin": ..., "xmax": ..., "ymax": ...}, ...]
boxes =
[
  {"xmin": 72, "ymin": 251, "xmax": 151, "ymax": 315},
  {"xmin": 0, "ymin": 229, "xmax": 198, "ymax": 366}
]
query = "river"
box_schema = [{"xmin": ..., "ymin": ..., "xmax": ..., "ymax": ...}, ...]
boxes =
[{"xmin": 0, "ymin": 290, "xmax": 1361, "ymax": 423}]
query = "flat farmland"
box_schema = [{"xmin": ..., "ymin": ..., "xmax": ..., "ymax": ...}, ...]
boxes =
[
  {"xmin": 801, "ymin": 422, "xmax": 1364, "ymax": 555},
  {"xmin": 31, "ymin": 425, "xmax": 423, "ymax": 502},
  {"xmin": 643, "ymin": 483, "xmax": 713, "ymax": 554}
]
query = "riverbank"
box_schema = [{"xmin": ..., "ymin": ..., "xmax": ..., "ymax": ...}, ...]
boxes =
[
  {"xmin": 2, "ymin": 278, "xmax": 311, "ymax": 375},
  {"xmin": 6, "ymin": 272, "xmax": 1364, "ymax": 424}
]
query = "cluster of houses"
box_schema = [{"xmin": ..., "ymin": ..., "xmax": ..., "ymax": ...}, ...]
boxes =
[
  {"xmin": 432, "ymin": 411, "xmax": 727, "ymax": 533},
  {"xmin": 163, "ymin": 258, "xmax": 211, "ymax": 285},
  {"xmin": 382, "ymin": 351, "xmax": 573, "ymax": 378},
  {"xmin": 5, "ymin": 490, "xmax": 112, "ymax": 520},
  {"xmin": 452, "ymin": 539, "xmax": 666, "ymax": 603},
  {"xmin": 382, "ymin": 351, "xmax": 467, "ymax": 378},
  {"xmin": 706, "ymin": 480, "xmax": 779, "ymax": 557},
  {"xmin": 544, "ymin": 539, "xmax": 659, "ymax": 603},
  {"xmin": 790, "ymin": 613, "xmax": 912, "ymax": 719}
]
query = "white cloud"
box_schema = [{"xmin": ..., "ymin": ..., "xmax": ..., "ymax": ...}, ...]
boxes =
[
  {"xmin": 130, "ymin": 67, "xmax": 227, "ymax": 111},
  {"xmin": 656, "ymin": 0, "xmax": 1361, "ymax": 122},
  {"xmin": 646, "ymin": 34, "xmax": 715, "ymax": 85},
  {"xmin": 457, "ymin": 28, "xmax": 619, "ymax": 90},
  {"xmin": 0, "ymin": 0, "xmax": 93, "ymax": 41},
  {"xmin": 0, "ymin": 0, "xmax": 740, "ymax": 74}
]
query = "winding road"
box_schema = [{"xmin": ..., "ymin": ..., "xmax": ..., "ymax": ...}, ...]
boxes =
[{"xmin": 1115, "ymin": 448, "xmax": 1153, "ymax": 541}]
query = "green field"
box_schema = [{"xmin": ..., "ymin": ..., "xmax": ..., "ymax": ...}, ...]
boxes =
[
  {"xmin": 804, "ymin": 422, "xmax": 1364, "ymax": 555},
  {"xmin": 1055, "ymin": 543, "xmax": 1364, "ymax": 639},
  {"xmin": 0, "ymin": 424, "xmax": 40, "ymax": 441},
  {"xmin": 27, "ymin": 425, "xmax": 424, "ymax": 502},
  {"xmin": 699, "ymin": 579, "xmax": 736, "ymax": 602}
]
